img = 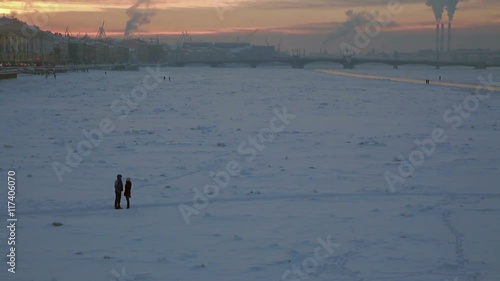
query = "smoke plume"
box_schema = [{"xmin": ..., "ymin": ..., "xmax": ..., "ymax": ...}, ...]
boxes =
[
  {"xmin": 445, "ymin": 0, "xmax": 459, "ymax": 22},
  {"xmin": 124, "ymin": 0, "xmax": 156, "ymax": 37},
  {"xmin": 426, "ymin": 0, "xmax": 445, "ymax": 23},
  {"xmin": 323, "ymin": 10, "xmax": 376, "ymax": 43}
]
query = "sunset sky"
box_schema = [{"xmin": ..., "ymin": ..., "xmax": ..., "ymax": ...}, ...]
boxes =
[{"xmin": 2, "ymin": 0, "xmax": 500, "ymax": 52}]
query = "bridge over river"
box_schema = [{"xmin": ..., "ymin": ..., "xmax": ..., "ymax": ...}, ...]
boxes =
[{"xmin": 166, "ymin": 57, "xmax": 500, "ymax": 70}]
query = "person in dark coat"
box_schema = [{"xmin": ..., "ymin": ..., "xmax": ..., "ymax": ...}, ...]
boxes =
[
  {"xmin": 124, "ymin": 177, "xmax": 132, "ymax": 209},
  {"xmin": 114, "ymin": 174, "xmax": 123, "ymax": 209}
]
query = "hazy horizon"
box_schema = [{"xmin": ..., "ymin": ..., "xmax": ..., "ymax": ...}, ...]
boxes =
[{"xmin": 2, "ymin": 0, "xmax": 500, "ymax": 52}]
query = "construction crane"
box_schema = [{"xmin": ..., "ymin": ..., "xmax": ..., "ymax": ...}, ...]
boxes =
[
  {"xmin": 243, "ymin": 28, "xmax": 258, "ymax": 43},
  {"xmin": 238, "ymin": 29, "xmax": 259, "ymax": 43},
  {"xmin": 174, "ymin": 31, "xmax": 189, "ymax": 50},
  {"xmin": 96, "ymin": 21, "xmax": 106, "ymax": 40},
  {"xmin": 64, "ymin": 26, "xmax": 72, "ymax": 37}
]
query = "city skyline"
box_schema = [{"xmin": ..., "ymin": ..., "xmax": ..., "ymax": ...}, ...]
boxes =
[{"xmin": 1, "ymin": 0, "xmax": 500, "ymax": 52}]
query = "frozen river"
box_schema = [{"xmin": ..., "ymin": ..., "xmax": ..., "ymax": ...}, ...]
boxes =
[{"xmin": 0, "ymin": 65, "xmax": 499, "ymax": 281}]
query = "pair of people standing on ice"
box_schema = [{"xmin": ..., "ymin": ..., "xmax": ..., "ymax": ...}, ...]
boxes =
[{"xmin": 114, "ymin": 174, "xmax": 132, "ymax": 209}]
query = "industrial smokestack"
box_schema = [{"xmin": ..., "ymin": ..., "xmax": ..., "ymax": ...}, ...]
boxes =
[
  {"xmin": 428, "ymin": 0, "xmax": 446, "ymax": 56},
  {"xmin": 447, "ymin": 22, "xmax": 451, "ymax": 52},
  {"xmin": 445, "ymin": 0, "xmax": 459, "ymax": 53},
  {"xmin": 440, "ymin": 23, "xmax": 445, "ymax": 53},
  {"xmin": 436, "ymin": 24, "xmax": 440, "ymax": 55}
]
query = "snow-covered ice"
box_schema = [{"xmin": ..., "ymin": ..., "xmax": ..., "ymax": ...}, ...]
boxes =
[{"xmin": 0, "ymin": 65, "xmax": 499, "ymax": 281}]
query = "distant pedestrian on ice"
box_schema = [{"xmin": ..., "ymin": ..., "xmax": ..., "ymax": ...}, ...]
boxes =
[
  {"xmin": 439, "ymin": 76, "xmax": 442, "ymax": 81},
  {"xmin": 124, "ymin": 177, "xmax": 132, "ymax": 209},
  {"xmin": 114, "ymin": 174, "xmax": 123, "ymax": 209}
]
